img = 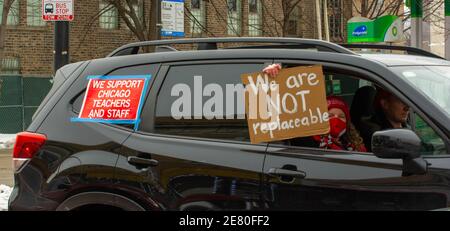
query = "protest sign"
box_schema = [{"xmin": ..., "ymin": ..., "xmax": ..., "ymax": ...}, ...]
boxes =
[
  {"xmin": 241, "ymin": 65, "xmax": 329, "ymax": 144},
  {"xmin": 71, "ymin": 75, "xmax": 151, "ymax": 130}
]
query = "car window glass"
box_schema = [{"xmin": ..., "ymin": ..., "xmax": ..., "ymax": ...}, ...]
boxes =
[
  {"xmin": 268, "ymin": 64, "xmax": 448, "ymax": 156},
  {"xmin": 151, "ymin": 63, "xmax": 265, "ymax": 142},
  {"xmin": 72, "ymin": 91, "xmax": 85, "ymax": 113},
  {"xmin": 415, "ymin": 113, "xmax": 447, "ymax": 155},
  {"xmin": 392, "ymin": 66, "xmax": 450, "ymax": 117}
]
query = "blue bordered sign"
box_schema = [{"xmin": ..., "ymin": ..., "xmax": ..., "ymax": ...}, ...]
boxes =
[
  {"xmin": 161, "ymin": 0, "xmax": 185, "ymax": 37},
  {"xmin": 71, "ymin": 75, "xmax": 151, "ymax": 131}
]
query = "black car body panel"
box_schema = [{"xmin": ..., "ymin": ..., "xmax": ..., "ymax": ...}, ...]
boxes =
[
  {"xmin": 263, "ymin": 146, "xmax": 450, "ymax": 210},
  {"xmin": 117, "ymin": 133, "xmax": 267, "ymax": 210},
  {"xmin": 9, "ymin": 40, "xmax": 450, "ymax": 210}
]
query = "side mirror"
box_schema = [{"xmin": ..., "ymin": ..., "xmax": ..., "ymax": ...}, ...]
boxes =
[
  {"xmin": 372, "ymin": 129, "xmax": 428, "ymax": 175},
  {"xmin": 372, "ymin": 129, "xmax": 421, "ymax": 159}
]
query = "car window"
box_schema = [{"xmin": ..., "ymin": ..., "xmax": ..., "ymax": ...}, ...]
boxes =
[
  {"xmin": 72, "ymin": 91, "xmax": 85, "ymax": 113},
  {"xmin": 271, "ymin": 64, "xmax": 448, "ymax": 156},
  {"xmin": 294, "ymin": 70, "xmax": 373, "ymax": 152},
  {"xmin": 264, "ymin": 63, "xmax": 380, "ymax": 153},
  {"xmin": 414, "ymin": 113, "xmax": 447, "ymax": 155},
  {"xmin": 150, "ymin": 63, "xmax": 265, "ymax": 142},
  {"xmin": 392, "ymin": 66, "xmax": 450, "ymax": 117}
]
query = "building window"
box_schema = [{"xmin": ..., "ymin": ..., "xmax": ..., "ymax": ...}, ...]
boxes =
[
  {"xmin": 286, "ymin": 5, "xmax": 299, "ymax": 37},
  {"xmin": 328, "ymin": 0, "xmax": 343, "ymax": 40},
  {"xmin": 0, "ymin": 0, "xmax": 19, "ymax": 26},
  {"xmin": 227, "ymin": 0, "xmax": 242, "ymax": 36},
  {"xmin": 1, "ymin": 57, "xmax": 20, "ymax": 75},
  {"xmin": 190, "ymin": 0, "xmax": 206, "ymax": 35},
  {"xmin": 248, "ymin": 0, "xmax": 262, "ymax": 36},
  {"xmin": 27, "ymin": 0, "xmax": 46, "ymax": 26},
  {"xmin": 99, "ymin": 1, "xmax": 119, "ymax": 29}
]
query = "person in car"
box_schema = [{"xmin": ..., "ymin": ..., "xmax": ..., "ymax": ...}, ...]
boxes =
[
  {"xmin": 359, "ymin": 88, "xmax": 410, "ymax": 151},
  {"xmin": 314, "ymin": 95, "xmax": 367, "ymax": 152},
  {"xmin": 262, "ymin": 64, "xmax": 367, "ymax": 152}
]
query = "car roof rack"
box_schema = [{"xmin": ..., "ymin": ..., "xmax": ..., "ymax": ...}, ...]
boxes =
[
  {"xmin": 339, "ymin": 43, "xmax": 445, "ymax": 60},
  {"xmin": 224, "ymin": 43, "xmax": 346, "ymax": 52},
  {"xmin": 155, "ymin": 45, "xmax": 178, "ymax": 52},
  {"xmin": 107, "ymin": 37, "xmax": 356, "ymax": 57}
]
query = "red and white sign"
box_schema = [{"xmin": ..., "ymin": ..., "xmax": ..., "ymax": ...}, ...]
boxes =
[
  {"xmin": 78, "ymin": 78, "xmax": 147, "ymax": 121},
  {"xmin": 42, "ymin": 0, "xmax": 74, "ymax": 21}
]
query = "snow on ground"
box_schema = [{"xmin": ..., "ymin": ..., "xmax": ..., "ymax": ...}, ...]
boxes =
[
  {"xmin": 0, "ymin": 184, "xmax": 12, "ymax": 211},
  {"xmin": 0, "ymin": 134, "xmax": 15, "ymax": 211},
  {"xmin": 0, "ymin": 134, "xmax": 15, "ymax": 150}
]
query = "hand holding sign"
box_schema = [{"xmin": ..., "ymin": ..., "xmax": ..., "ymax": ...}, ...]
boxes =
[
  {"xmin": 262, "ymin": 63, "xmax": 282, "ymax": 78},
  {"xmin": 241, "ymin": 65, "xmax": 330, "ymax": 144}
]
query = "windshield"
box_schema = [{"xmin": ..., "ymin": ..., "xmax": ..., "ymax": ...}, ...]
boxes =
[{"xmin": 392, "ymin": 66, "xmax": 450, "ymax": 116}]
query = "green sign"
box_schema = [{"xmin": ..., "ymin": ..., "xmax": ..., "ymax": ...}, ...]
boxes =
[
  {"xmin": 446, "ymin": 0, "xmax": 450, "ymax": 17},
  {"xmin": 332, "ymin": 80, "xmax": 341, "ymax": 94},
  {"xmin": 410, "ymin": 0, "xmax": 423, "ymax": 18},
  {"xmin": 347, "ymin": 15, "xmax": 403, "ymax": 44}
]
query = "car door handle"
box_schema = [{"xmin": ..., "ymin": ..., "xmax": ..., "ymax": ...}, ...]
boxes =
[
  {"xmin": 268, "ymin": 168, "xmax": 306, "ymax": 179},
  {"xmin": 127, "ymin": 156, "xmax": 159, "ymax": 167}
]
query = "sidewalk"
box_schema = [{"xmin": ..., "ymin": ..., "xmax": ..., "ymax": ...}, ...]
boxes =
[{"xmin": 0, "ymin": 149, "xmax": 13, "ymax": 187}]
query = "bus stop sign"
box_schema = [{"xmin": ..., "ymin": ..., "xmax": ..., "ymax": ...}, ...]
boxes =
[{"xmin": 42, "ymin": 0, "xmax": 74, "ymax": 21}]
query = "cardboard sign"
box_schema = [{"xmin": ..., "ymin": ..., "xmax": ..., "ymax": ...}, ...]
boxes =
[
  {"xmin": 241, "ymin": 65, "xmax": 330, "ymax": 144},
  {"xmin": 71, "ymin": 75, "xmax": 151, "ymax": 130}
]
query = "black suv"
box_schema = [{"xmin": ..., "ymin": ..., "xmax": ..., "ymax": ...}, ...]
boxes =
[{"xmin": 8, "ymin": 38, "xmax": 450, "ymax": 211}]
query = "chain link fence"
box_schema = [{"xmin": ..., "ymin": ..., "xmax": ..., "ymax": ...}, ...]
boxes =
[{"xmin": 0, "ymin": 75, "xmax": 53, "ymax": 133}]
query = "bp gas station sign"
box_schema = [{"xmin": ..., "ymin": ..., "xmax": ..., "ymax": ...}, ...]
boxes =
[{"xmin": 347, "ymin": 15, "xmax": 403, "ymax": 43}]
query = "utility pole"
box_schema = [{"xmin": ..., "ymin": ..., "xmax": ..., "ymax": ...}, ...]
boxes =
[
  {"xmin": 410, "ymin": 0, "xmax": 423, "ymax": 48},
  {"xmin": 47, "ymin": 0, "xmax": 73, "ymax": 73},
  {"xmin": 54, "ymin": 21, "xmax": 69, "ymax": 73},
  {"xmin": 323, "ymin": 0, "xmax": 330, "ymax": 41},
  {"xmin": 315, "ymin": 0, "xmax": 322, "ymax": 40},
  {"xmin": 150, "ymin": 0, "xmax": 162, "ymax": 41}
]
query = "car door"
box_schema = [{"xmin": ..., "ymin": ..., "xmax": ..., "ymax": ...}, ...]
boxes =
[
  {"xmin": 262, "ymin": 60, "xmax": 450, "ymax": 210},
  {"xmin": 116, "ymin": 60, "xmax": 271, "ymax": 211}
]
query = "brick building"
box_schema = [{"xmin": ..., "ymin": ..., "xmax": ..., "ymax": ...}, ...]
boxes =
[
  {"xmin": 1, "ymin": 0, "xmax": 142, "ymax": 76},
  {"xmin": 0, "ymin": 0, "xmax": 353, "ymax": 133},
  {"xmin": 0, "ymin": 0, "xmax": 354, "ymax": 76},
  {"xmin": 0, "ymin": 0, "xmax": 407, "ymax": 133}
]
